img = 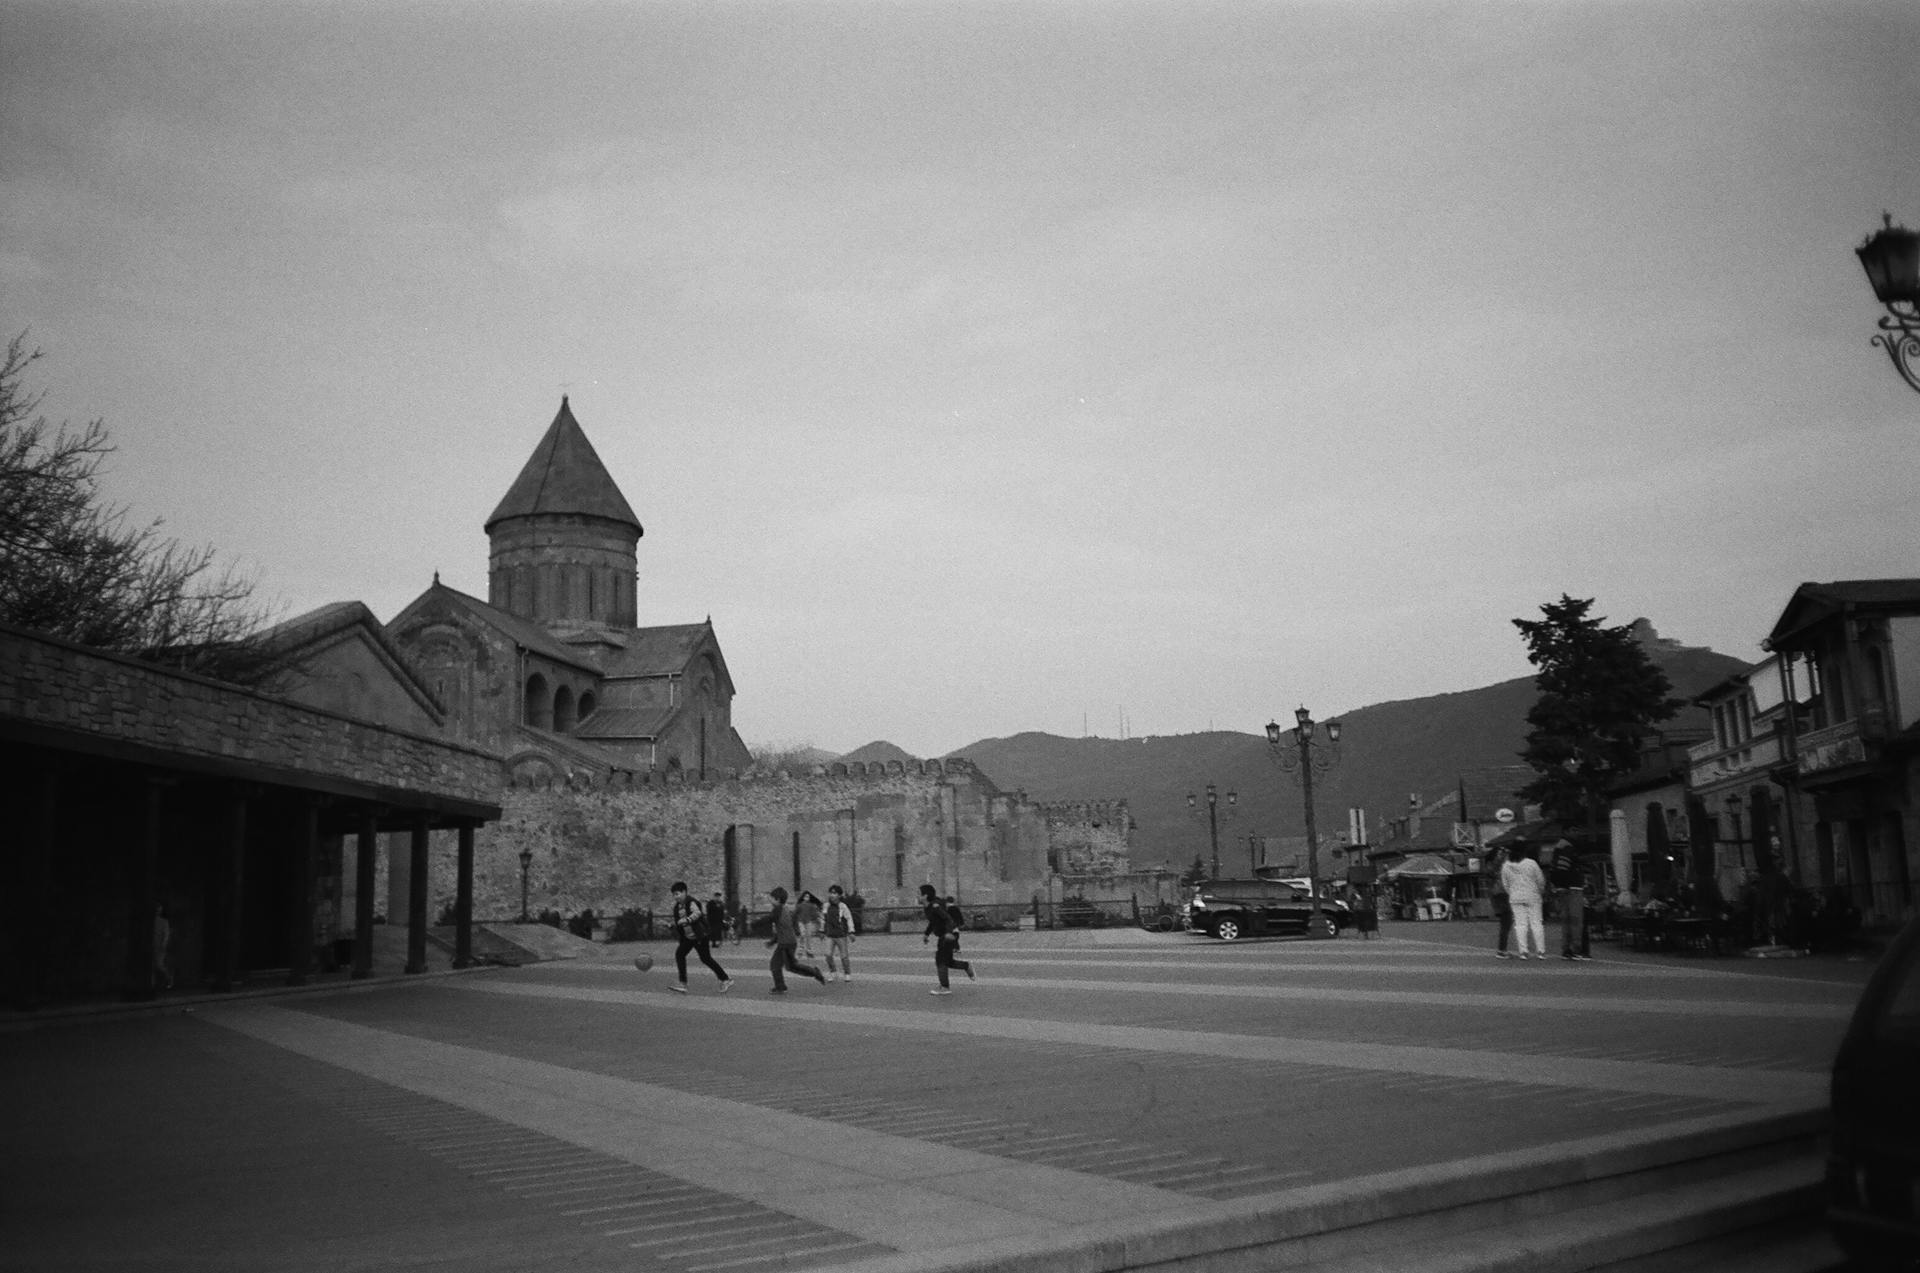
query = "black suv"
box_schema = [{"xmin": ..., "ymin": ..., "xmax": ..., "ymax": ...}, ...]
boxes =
[
  {"xmin": 1828, "ymin": 910, "xmax": 1920, "ymax": 1269},
  {"xmin": 1185, "ymin": 878, "xmax": 1341, "ymax": 941}
]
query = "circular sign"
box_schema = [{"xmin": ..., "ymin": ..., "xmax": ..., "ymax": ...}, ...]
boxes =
[{"xmin": 1495, "ymin": 807, "xmax": 1515, "ymax": 823}]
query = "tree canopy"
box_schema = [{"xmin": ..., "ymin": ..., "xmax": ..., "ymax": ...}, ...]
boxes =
[
  {"xmin": 0, "ymin": 333, "xmax": 276, "ymax": 680},
  {"xmin": 1513, "ymin": 595, "xmax": 1681, "ymax": 828}
]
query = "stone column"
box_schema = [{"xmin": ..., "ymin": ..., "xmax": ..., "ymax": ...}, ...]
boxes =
[
  {"xmin": 352, "ymin": 811, "xmax": 377, "ymax": 980},
  {"xmin": 286, "ymin": 799, "xmax": 318, "ymax": 987},
  {"xmin": 405, "ymin": 816, "xmax": 430, "ymax": 975},
  {"xmin": 124, "ymin": 777, "xmax": 163, "ymax": 1001},
  {"xmin": 210, "ymin": 792, "xmax": 247, "ymax": 993},
  {"xmin": 453, "ymin": 822, "xmax": 475, "ymax": 969}
]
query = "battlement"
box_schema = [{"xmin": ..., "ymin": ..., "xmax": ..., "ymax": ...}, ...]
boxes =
[
  {"xmin": 507, "ymin": 752, "xmax": 986, "ymax": 791},
  {"xmin": 1038, "ymin": 798, "xmax": 1132, "ymax": 828}
]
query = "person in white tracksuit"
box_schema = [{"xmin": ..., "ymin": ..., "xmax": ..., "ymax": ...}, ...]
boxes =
[{"xmin": 1499, "ymin": 843, "xmax": 1550, "ymax": 959}]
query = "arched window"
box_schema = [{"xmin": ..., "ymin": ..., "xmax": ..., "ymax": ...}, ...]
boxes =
[
  {"xmin": 554, "ymin": 685, "xmax": 576, "ymax": 733},
  {"xmin": 578, "ymin": 690, "xmax": 597, "ymax": 723},
  {"xmin": 525, "ymin": 673, "xmax": 551, "ymax": 729}
]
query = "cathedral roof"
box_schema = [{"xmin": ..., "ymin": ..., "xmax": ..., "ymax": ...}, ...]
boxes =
[{"xmin": 484, "ymin": 397, "xmax": 642, "ymax": 535}]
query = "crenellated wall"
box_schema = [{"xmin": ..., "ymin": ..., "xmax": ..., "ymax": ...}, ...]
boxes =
[
  {"xmin": 1039, "ymin": 799, "xmax": 1133, "ymax": 877},
  {"xmin": 396, "ymin": 757, "xmax": 1124, "ymax": 926}
]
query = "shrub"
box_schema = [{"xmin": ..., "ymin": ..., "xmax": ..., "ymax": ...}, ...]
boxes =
[
  {"xmin": 536, "ymin": 908, "xmax": 564, "ymax": 930},
  {"xmin": 566, "ymin": 909, "xmax": 597, "ymax": 939},
  {"xmin": 609, "ymin": 908, "xmax": 651, "ymax": 942}
]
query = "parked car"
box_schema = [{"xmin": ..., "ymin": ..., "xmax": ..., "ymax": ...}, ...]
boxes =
[
  {"xmin": 1185, "ymin": 878, "xmax": 1340, "ymax": 941},
  {"xmin": 1274, "ymin": 878, "xmax": 1355, "ymax": 928},
  {"xmin": 1828, "ymin": 910, "xmax": 1920, "ymax": 1269}
]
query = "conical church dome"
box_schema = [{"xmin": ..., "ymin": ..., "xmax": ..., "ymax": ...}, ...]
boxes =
[
  {"xmin": 485, "ymin": 397, "xmax": 641, "ymax": 535},
  {"xmin": 486, "ymin": 398, "xmax": 642, "ymax": 629}
]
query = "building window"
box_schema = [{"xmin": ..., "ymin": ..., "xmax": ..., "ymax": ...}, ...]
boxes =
[{"xmin": 525, "ymin": 673, "xmax": 551, "ymax": 729}]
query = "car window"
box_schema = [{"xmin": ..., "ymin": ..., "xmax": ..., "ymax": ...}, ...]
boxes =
[{"xmin": 1872, "ymin": 940, "xmax": 1920, "ymax": 1046}]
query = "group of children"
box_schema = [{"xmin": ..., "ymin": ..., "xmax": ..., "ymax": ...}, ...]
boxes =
[{"xmin": 662, "ymin": 880, "xmax": 977, "ymax": 996}]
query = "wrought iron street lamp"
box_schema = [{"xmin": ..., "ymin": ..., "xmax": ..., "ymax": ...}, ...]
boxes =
[
  {"xmin": 518, "ymin": 847, "xmax": 534, "ymax": 923},
  {"xmin": 1855, "ymin": 213, "xmax": 1920, "ymax": 394},
  {"xmin": 1267, "ymin": 706, "xmax": 1342, "ymax": 930},
  {"xmin": 1186, "ymin": 783, "xmax": 1237, "ymax": 880}
]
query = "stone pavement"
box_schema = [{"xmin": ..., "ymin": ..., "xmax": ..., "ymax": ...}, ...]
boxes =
[{"xmin": 0, "ymin": 923, "xmax": 1868, "ymax": 1272}]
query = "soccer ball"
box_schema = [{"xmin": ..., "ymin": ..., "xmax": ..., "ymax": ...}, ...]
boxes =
[{"xmin": 633, "ymin": 953, "xmax": 654, "ymax": 972}]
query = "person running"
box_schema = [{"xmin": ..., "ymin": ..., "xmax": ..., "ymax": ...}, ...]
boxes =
[
  {"xmin": 822, "ymin": 885, "xmax": 856, "ymax": 982},
  {"xmin": 1500, "ymin": 842, "xmax": 1549, "ymax": 960},
  {"xmin": 667, "ymin": 881, "xmax": 731, "ymax": 994},
  {"xmin": 765, "ymin": 887, "xmax": 826, "ymax": 994},
  {"xmin": 920, "ymin": 883, "xmax": 973, "ymax": 995}
]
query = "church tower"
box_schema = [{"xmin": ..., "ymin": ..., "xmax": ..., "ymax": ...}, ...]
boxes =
[{"xmin": 484, "ymin": 398, "xmax": 642, "ymax": 629}]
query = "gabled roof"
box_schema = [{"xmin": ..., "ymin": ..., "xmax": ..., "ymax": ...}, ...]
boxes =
[
  {"xmin": 1767, "ymin": 579, "xmax": 1920, "ymax": 650},
  {"xmin": 484, "ymin": 397, "xmax": 642, "ymax": 535},
  {"xmin": 256, "ymin": 601, "xmax": 444, "ymax": 720},
  {"xmin": 392, "ymin": 581, "xmax": 602, "ymax": 676},
  {"xmin": 594, "ymin": 620, "xmax": 736, "ymax": 693},
  {"xmin": 574, "ymin": 706, "xmax": 675, "ymax": 741}
]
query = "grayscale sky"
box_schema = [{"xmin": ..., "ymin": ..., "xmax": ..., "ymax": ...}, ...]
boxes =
[{"xmin": 5, "ymin": 1, "xmax": 1918, "ymax": 757}]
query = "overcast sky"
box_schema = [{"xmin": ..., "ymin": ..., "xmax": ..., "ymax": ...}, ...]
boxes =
[{"xmin": 6, "ymin": 1, "xmax": 1918, "ymax": 757}]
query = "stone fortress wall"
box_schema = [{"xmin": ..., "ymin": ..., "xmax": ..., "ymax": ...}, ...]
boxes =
[{"xmin": 389, "ymin": 756, "xmax": 1130, "ymax": 929}]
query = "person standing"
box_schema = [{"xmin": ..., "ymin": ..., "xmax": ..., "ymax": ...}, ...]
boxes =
[
  {"xmin": 822, "ymin": 885, "xmax": 855, "ymax": 982},
  {"xmin": 920, "ymin": 883, "xmax": 973, "ymax": 995},
  {"xmin": 667, "ymin": 882, "xmax": 731, "ymax": 994},
  {"xmin": 795, "ymin": 890, "xmax": 822, "ymax": 959},
  {"xmin": 706, "ymin": 893, "xmax": 728, "ymax": 950},
  {"xmin": 765, "ymin": 887, "xmax": 826, "ymax": 994},
  {"xmin": 1549, "ymin": 840, "xmax": 1591, "ymax": 960},
  {"xmin": 1500, "ymin": 843, "xmax": 1549, "ymax": 959},
  {"xmin": 1487, "ymin": 846, "xmax": 1514, "ymax": 958}
]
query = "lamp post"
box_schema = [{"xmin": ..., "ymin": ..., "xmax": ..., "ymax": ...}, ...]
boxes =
[
  {"xmin": 1267, "ymin": 706, "xmax": 1342, "ymax": 930},
  {"xmin": 1855, "ymin": 213, "xmax": 1920, "ymax": 394},
  {"xmin": 518, "ymin": 847, "xmax": 533, "ymax": 923},
  {"xmin": 1186, "ymin": 783, "xmax": 1237, "ymax": 880}
]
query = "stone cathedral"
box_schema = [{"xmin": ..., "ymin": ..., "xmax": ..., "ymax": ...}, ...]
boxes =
[{"xmin": 385, "ymin": 398, "xmax": 753, "ymax": 783}]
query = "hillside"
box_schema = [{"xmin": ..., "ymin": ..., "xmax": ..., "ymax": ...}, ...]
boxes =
[
  {"xmin": 943, "ymin": 623, "xmax": 1750, "ymax": 866},
  {"xmin": 836, "ymin": 740, "xmax": 917, "ymax": 767}
]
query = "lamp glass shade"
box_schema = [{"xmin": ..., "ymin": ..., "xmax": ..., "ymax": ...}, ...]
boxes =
[
  {"xmin": 1265, "ymin": 721, "xmax": 1282, "ymax": 744},
  {"xmin": 1227, "ymin": 790, "xmax": 1238, "ymax": 806},
  {"xmin": 1859, "ymin": 221, "xmax": 1920, "ymax": 305},
  {"xmin": 1186, "ymin": 792, "xmax": 1196, "ymax": 808},
  {"xmin": 1294, "ymin": 705, "xmax": 1312, "ymax": 730},
  {"xmin": 1326, "ymin": 720, "xmax": 1342, "ymax": 743},
  {"xmin": 519, "ymin": 848, "xmax": 533, "ymax": 868},
  {"xmin": 1205, "ymin": 784, "xmax": 1217, "ymax": 805}
]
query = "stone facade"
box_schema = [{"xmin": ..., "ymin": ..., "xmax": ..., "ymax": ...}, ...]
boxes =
[{"xmin": 1040, "ymin": 800, "xmax": 1133, "ymax": 877}]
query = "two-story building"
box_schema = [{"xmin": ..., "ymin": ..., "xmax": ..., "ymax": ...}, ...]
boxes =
[
  {"xmin": 1761, "ymin": 580, "xmax": 1920, "ymax": 925},
  {"xmin": 1685, "ymin": 654, "xmax": 1816, "ymax": 899}
]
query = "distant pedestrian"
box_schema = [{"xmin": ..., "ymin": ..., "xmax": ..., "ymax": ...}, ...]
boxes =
[
  {"xmin": 823, "ymin": 884, "xmax": 855, "ymax": 982},
  {"xmin": 795, "ymin": 890, "xmax": 822, "ymax": 959},
  {"xmin": 765, "ymin": 887, "xmax": 826, "ymax": 994},
  {"xmin": 1500, "ymin": 843, "xmax": 1549, "ymax": 959},
  {"xmin": 706, "ymin": 893, "xmax": 728, "ymax": 949},
  {"xmin": 1487, "ymin": 847, "xmax": 1514, "ymax": 958},
  {"xmin": 1549, "ymin": 840, "xmax": 1591, "ymax": 960},
  {"xmin": 921, "ymin": 884, "xmax": 973, "ymax": 995},
  {"xmin": 153, "ymin": 902, "xmax": 172, "ymax": 991},
  {"xmin": 667, "ymin": 882, "xmax": 731, "ymax": 994},
  {"xmin": 1348, "ymin": 883, "xmax": 1379, "ymax": 939}
]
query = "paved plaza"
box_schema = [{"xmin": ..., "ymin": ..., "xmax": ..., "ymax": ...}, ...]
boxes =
[{"xmin": 1, "ymin": 923, "xmax": 1869, "ymax": 1271}]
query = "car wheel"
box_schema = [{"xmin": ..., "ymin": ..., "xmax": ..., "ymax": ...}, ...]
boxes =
[
  {"xmin": 1157, "ymin": 914, "xmax": 1176, "ymax": 932},
  {"xmin": 1316, "ymin": 914, "xmax": 1337, "ymax": 939},
  {"xmin": 1213, "ymin": 918, "xmax": 1242, "ymax": 941}
]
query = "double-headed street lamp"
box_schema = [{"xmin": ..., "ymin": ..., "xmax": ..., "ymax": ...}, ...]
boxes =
[
  {"xmin": 1186, "ymin": 783, "xmax": 1237, "ymax": 880},
  {"xmin": 1267, "ymin": 706, "xmax": 1342, "ymax": 928},
  {"xmin": 1855, "ymin": 213, "xmax": 1920, "ymax": 394}
]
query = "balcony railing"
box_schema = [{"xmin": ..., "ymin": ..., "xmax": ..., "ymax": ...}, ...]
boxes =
[
  {"xmin": 1686, "ymin": 734, "xmax": 1784, "ymax": 788},
  {"xmin": 1796, "ymin": 716, "xmax": 1885, "ymax": 776}
]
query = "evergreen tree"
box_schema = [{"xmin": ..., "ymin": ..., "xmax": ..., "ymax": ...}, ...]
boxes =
[{"xmin": 1512, "ymin": 595, "xmax": 1681, "ymax": 830}]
